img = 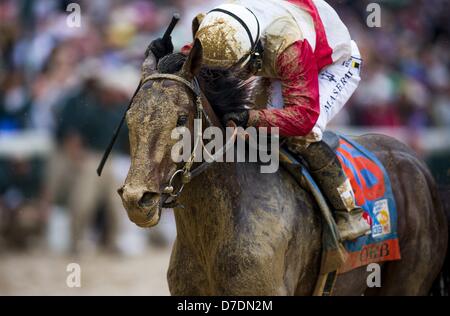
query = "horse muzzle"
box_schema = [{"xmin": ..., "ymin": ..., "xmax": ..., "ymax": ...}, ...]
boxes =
[{"xmin": 118, "ymin": 185, "xmax": 162, "ymax": 228}]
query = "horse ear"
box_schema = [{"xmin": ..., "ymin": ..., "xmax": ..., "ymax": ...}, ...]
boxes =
[
  {"xmin": 192, "ymin": 13, "xmax": 205, "ymax": 39},
  {"xmin": 182, "ymin": 39, "xmax": 203, "ymax": 79}
]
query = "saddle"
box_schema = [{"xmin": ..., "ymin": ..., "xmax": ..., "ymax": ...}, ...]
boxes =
[{"xmin": 279, "ymin": 131, "xmax": 401, "ymax": 295}]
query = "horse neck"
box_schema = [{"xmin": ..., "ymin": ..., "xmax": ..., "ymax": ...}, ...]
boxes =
[
  {"xmin": 171, "ymin": 79, "xmax": 264, "ymax": 248},
  {"xmin": 174, "ymin": 162, "xmax": 239, "ymax": 248}
]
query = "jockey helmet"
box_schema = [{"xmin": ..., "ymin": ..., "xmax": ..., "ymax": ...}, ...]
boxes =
[{"xmin": 195, "ymin": 3, "xmax": 260, "ymax": 69}]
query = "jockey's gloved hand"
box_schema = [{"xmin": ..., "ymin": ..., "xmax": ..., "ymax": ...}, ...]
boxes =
[
  {"xmin": 146, "ymin": 37, "xmax": 174, "ymax": 60},
  {"xmin": 222, "ymin": 110, "xmax": 249, "ymax": 127}
]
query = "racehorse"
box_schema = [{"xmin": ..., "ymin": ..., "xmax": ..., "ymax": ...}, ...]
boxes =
[{"xmin": 118, "ymin": 40, "xmax": 448, "ymax": 295}]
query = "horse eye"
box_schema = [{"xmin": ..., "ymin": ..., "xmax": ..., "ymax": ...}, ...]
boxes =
[{"xmin": 177, "ymin": 115, "xmax": 188, "ymax": 127}]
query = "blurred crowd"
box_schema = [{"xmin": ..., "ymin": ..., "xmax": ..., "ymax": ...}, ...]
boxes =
[
  {"xmin": 0, "ymin": 0, "xmax": 448, "ymax": 253},
  {"xmin": 332, "ymin": 0, "xmax": 449, "ymax": 129}
]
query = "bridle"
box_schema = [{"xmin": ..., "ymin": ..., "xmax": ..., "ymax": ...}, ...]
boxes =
[
  {"xmin": 133, "ymin": 73, "xmax": 238, "ymax": 208},
  {"xmin": 95, "ymin": 13, "xmax": 240, "ymax": 209},
  {"xmin": 97, "ymin": 71, "xmax": 238, "ymax": 207}
]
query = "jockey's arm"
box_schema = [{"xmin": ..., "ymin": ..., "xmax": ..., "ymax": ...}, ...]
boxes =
[{"xmin": 248, "ymin": 40, "xmax": 320, "ymax": 137}]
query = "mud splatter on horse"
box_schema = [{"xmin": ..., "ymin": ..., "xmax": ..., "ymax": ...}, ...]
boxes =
[{"xmin": 118, "ymin": 41, "xmax": 448, "ymax": 295}]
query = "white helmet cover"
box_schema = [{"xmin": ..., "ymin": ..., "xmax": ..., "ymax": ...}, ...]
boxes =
[{"xmin": 195, "ymin": 3, "xmax": 260, "ymax": 68}]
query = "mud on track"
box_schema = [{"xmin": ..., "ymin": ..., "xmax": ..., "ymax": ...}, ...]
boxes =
[{"xmin": 0, "ymin": 248, "xmax": 171, "ymax": 295}]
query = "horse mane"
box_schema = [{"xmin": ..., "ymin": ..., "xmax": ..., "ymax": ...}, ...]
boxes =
[{"xmin": 157, "ymin": 53, "xmax": 253, "ymax": 118}]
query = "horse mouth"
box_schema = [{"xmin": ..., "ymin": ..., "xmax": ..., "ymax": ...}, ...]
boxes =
[
  {"xmin": 133, "ymin": 206, "xmax": 162, "ymax": 228},
  {"xmin": 133, "ymin": 208, "xmax": 161, "ymax": 228}
]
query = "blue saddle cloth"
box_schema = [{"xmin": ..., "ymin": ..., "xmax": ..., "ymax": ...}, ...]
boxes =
[{"xmin": 280, "ymin": 134, "xmax": 401, "ymax": 273}]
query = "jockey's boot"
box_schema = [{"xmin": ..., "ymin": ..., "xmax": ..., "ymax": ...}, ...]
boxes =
[{"xmin": 296, "ymin": 141, "xmax": 371, "ymax": 241}]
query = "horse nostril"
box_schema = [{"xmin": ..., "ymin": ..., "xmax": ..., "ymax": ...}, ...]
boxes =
[
  {"xmin": 138, "ymin": 192, "xmax": 159, "ymax": 208},
  {"xmin": 117, "ymin": 187, "xmax": 124, "ymax": 196}
]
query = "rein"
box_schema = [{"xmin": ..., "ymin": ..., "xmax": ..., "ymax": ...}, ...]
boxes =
[{"xmin": 140, "ymin": 73, "xmax": 238, "ymax": 208}]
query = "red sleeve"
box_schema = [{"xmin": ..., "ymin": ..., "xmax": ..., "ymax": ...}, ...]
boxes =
[
  {"xmin": 181, "ymin": 43, "xmax": 193, "ymax": 55},
  {"xmin": 251, "ymin": 40, "xmax": 320, "ymax": 137}
]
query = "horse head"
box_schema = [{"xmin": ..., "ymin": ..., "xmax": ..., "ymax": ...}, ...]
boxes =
[{"xmin": 118, "ymin": 40, "xmax": 203, "ymax": 228}]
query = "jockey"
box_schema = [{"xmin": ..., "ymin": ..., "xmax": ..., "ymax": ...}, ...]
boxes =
[{"xmin": 149, "ymin": 0, "xmax": 370, "ymax": 241}]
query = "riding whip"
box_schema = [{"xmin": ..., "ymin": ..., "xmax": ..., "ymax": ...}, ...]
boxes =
[{"xmin": 96, "ymin": 13, "xmax": 181, "ymax": 176}]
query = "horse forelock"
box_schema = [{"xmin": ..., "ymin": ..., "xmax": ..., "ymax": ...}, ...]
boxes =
[{"xmin": 157, "ymin": 53, "xmax": 253, "ymax": 118}]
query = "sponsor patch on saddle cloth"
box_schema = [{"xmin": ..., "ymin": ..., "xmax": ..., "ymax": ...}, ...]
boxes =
[{"xmin": 335, "ymin": 135, "xmax": 401, "ymax": 273}]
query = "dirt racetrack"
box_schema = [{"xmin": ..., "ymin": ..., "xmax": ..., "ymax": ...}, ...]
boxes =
[{"xmin": 0, "ymin": 248, "xmax": 172, "ymax": 295}]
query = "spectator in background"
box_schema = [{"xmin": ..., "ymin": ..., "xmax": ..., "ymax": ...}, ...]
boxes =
[
  {"xmin": 0, "ymin": 156, "xmax": 46, "ymax": 249},
  {"xmin": 327, "ymin": 0, "xmax": 449, "ymax": 129},
  {"xmin": 42, "ymin": 64, "xmax": 136, "ymax": 254},
  {"xmin": 0, "ymin": 71, "xmax": 31, "ymax": 131}
]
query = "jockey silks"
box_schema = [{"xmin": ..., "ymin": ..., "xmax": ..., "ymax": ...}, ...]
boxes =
[{"xmin": 192, "ymin": 0, "xmax": 360, "ymax": 139}]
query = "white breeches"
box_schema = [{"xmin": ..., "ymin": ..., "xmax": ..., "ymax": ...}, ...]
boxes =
[
  {"xmin": 268, "ymin": 40, "xmax": 362, "ymax": 144},
  {"xmin": 310, "ymin": 40, "xmax": 362, "ymax": 142}
]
